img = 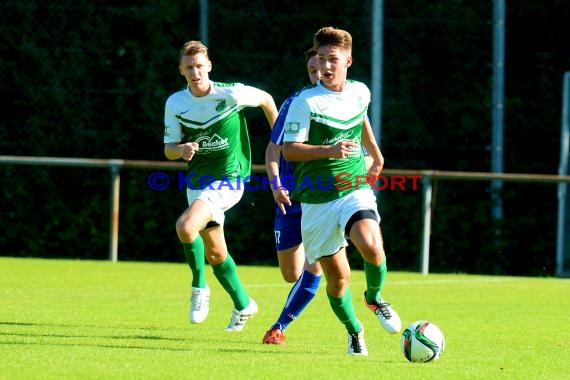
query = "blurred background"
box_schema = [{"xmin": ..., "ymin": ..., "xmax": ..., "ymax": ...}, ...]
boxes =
[{"xmin": 1, "ymin": 0, "xmax": 569, "ymax": 276}]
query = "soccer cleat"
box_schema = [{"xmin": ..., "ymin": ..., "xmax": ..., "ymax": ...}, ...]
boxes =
[
  {"xmin": 347, "ymin": 329, "xmax": 368, "ymax": 356},
  {"xmin": 364, "ymin": 292, "xmax": 402, "ymax": 334},
  {"xmin": 262, "ymin": 328, "xmax": 286, "ymax": 345},
  {"xmin": 225, "ymin": 297, "xmax": 258, "ymax": 332},
  {"xmin": 189, "ymin": 285, "xmax": 210, "ymax": 324}
]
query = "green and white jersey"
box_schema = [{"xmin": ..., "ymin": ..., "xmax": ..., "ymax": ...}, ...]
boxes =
[
  {"xmin": 164, "ymin": 81, "xmax": 264, "ymax": 189},
  {"xmin": 283, "ymin": 80, "xmax": 370, "ymax": 204}
]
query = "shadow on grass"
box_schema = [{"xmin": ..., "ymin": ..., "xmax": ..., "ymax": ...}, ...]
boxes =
[
  {"xmin": 0, "ymin": 320, "xmax": 200, "ymax": 351},
  {"xmin": 0, "ymin": 320, "xmax": 326, "ymax": 355}
]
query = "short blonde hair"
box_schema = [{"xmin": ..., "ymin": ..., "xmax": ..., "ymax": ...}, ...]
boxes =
[
  {"xmin": 313, "ymin": 27, "xmax": 352, "ymax": 51},
  {"xmin": 179, "ymin": 40, "xmax": 209, "ymax": 63}
]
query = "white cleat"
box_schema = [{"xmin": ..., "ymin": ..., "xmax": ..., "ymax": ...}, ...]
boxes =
[
  {"xmin": 225, "ymin": 297, "xmax": 258, "ymax": 332},
  {"xmin": 189, "ymin": 285, "xmax": 210, "ymax": 324},
  {"xmin": 347, "ymin": 328, "xmax": 368, "ymax": 356},
  {"xmin": 364, "ymin": 293, "xmax": 402, "ymax": 334}
]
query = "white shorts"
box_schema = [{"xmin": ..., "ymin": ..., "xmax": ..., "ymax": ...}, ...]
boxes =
[
  {"xmin": 300, "ymin": 188, "xmax": 380, "ymax": 264},
  {"xmin": 186, "ymin": 181, "xmax": 244, "ymax": 226}
]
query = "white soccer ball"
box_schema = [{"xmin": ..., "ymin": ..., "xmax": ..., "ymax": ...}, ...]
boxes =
[{"xmin": 400, "ymin": 320, "xmax": 445, "ymax": 363}]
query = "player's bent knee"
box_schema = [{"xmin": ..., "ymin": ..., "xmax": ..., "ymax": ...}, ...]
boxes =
[
  {"xmin": 282, "ymin": 270, "xmax": 301, "ymax": 283},
  {"xmin": 359, "ymin": 237, "xmax": 384, "ymax": 254},
  {"xmin": 326, "ymin": 277, "xmax": 349, "ymax": 296},
  {"xmin": 205, "ymin": 252, "xmax": 225, "ymax": 265},
  {"xmin": 175, "ymin": 217, "xmax": 200, "ymax": 242}
]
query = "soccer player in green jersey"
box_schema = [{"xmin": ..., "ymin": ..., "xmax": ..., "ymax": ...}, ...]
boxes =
[
  {"xmin": 282, "ymin": 27, "xmax": 401, "ymax": 355},
  {"xmin": 163, "ymin": 40, "xmax": 278, "ymax": 331},
  {"xmin": 262, "ymin": 47, "xmax": 376, "ymax": 346}
]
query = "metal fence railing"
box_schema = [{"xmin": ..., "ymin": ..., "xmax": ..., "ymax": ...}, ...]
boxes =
[{"xmin": 3, "ymin": 155, "xmax": 569, "ymax": 277}]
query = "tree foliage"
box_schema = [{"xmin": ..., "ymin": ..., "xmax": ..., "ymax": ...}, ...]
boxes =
[{"xmin": 1, "ymin": 0, "xmax": 568, "ymax": 275}]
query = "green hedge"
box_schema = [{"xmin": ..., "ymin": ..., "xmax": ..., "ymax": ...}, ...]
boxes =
[{"xmin": 1, "ymin": 0, "xmax": 566, "ymax": 275}]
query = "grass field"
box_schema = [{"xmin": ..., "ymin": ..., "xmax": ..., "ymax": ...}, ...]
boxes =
[{"xmin": 1, "ymin": 257, "xmax": 568, "ymax": 380}]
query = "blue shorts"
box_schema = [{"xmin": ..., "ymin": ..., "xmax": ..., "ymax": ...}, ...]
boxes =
[{"xmin": 274, "ymin": 202, "xmax": 302, "ymax": 251}]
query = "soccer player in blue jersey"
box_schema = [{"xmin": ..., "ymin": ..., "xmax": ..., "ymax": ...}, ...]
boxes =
[
  {"xmin": 164, "ymin": 40, "xmax": 278, "ymax": 331},
  {"xmin": 282, "ymin": 27, "xmax": 401, "ymax": 356},
  {"xmin": 262, "ymin": 48, "xmax": 375, "ymax": 345},
  {"xmin": 262, "ymin": 48, "xmax": 323, "ymax": 345}
]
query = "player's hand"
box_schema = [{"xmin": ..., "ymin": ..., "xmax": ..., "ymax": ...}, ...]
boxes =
[
  {"xmin": 181, "ymin": 142, "xmax": 199, "ymax": 161},
  {"xmin": 273, "ymin": 186, "xmax": 292, "ymax": 215},
  {"xmin": 330, "ymin": 140, "xmax": 358, "ymax": 159}
]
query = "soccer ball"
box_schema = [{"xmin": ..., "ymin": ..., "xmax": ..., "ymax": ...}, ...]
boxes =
[{"xmin": 400, "ymin": 320, "xmax": 445, "ymax": 363}]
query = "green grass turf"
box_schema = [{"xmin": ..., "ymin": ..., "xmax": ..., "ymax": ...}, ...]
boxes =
[{"xmin": 0, "ymin": 257, "xmax": 568, "ymax": 380}]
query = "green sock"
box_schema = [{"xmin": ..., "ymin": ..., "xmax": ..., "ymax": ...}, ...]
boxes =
[
  {"xmin": 212, "ymin": 253, "xmax": 249, "ymax": 310},
  {"xmin": 183, "ymin": 237, "xmax": 206, "ymax": 288},
  {"xmin": 327, "ymin": 288, "xmax": 362, "ymax": 334},
  {"xmin": 364, "ymin": 260, "xmax": 387, "ymax": 304}
]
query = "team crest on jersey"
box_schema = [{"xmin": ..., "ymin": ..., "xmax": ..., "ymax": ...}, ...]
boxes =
[
  {"xmin": 215, "ymin": 99, "xmax": 227, "ymax": 112},
  {"xmin": 285, "ymin": 122, "xmax": 300, "ymax": 133}
]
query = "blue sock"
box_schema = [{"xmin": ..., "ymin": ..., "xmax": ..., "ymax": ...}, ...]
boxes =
[{"xmin": 272, "ymin": 269, "xmax": 321, "ymax": 331}]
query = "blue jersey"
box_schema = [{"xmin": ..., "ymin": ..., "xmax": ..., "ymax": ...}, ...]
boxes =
[{"xmin": 271, "ymin": 94, "xmax": 302, "ymax": 215}]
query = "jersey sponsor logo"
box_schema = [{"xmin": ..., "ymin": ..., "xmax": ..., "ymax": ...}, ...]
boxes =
[
  {"xmin": 195, "ymin": 133, "xmax": 229, "ymax": 151},
  {"xmin": 180, "ymin": 109, "xmax": 191, "ymax": 115},
  {"xmin": 322, "ymin": 134, "xmax": 361, "ymax": 158},
  {"xmin": 322, "ymin": 131, "xmax": 356, "ymax": 145}
]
